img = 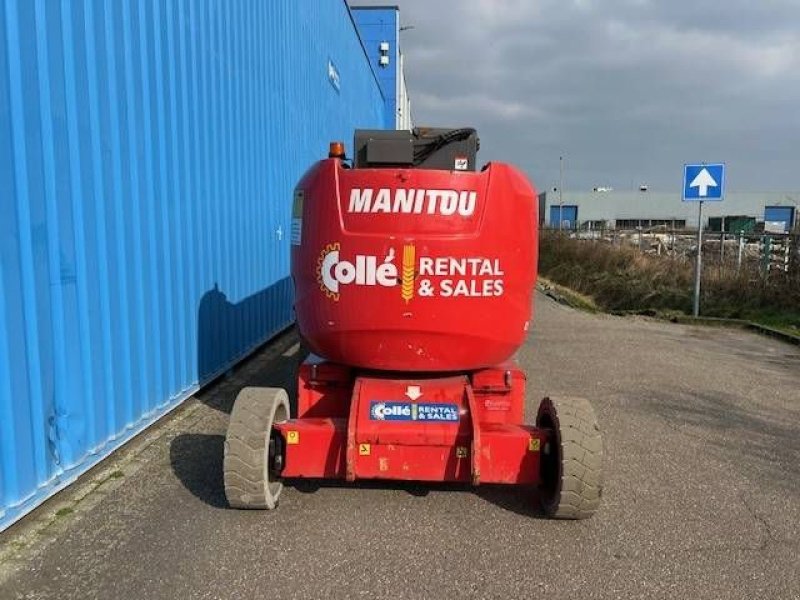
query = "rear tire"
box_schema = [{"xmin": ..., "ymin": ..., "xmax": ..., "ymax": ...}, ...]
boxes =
[
  {"xmin": 536, "ymin": 396, "xmax": 603, "ymax": 519},
  {"xmin": 224, "ymin": 387, "xmax": 290, "ymax": 509}
]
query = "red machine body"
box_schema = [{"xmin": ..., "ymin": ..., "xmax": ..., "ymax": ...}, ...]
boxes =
[
  {"xmin": 223, "ymin": 137, "xmax": 602, "ymax": 520},
  {"xmin": 292, "ymin": 160, "xmax": 538, "ymax": 372},
  {"xmin": 276, "ymin": 158, "xmax": 543, "ymax": 486},
  {"xmin": 273, "ymin": 358, "xmax": 540, "ymax": 485}
]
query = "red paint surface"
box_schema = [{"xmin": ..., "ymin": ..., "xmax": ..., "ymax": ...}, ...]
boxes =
[
  {"xmin": 292, "ymin": 160, "xmax": 539, "ymax": 372},
  {"xmin": 276, "ymin": 362, "xmax": 545, "ymax": 485}
]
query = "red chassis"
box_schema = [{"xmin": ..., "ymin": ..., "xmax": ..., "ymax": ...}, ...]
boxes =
[
  {"xmin": 271, "ymin": 357, "xmax": 545, "ymax": 486},
  {"xmin": 225, "ymin": 348, "xmax": 601, "ymax": 519}
]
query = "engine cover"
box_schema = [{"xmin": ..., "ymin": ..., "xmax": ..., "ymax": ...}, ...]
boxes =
[{"xmin": 291, "ymin": 159, "xmax": 538, "ymax": 372}]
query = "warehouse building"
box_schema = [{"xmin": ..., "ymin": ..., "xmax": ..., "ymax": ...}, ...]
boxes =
[
  {"xmin": 0, "ymin": 1, "xmax": 409, "ymax": 531},
  {"xmin": 540, "ymin": 190, "xmax": 799, "ymax": 233}
]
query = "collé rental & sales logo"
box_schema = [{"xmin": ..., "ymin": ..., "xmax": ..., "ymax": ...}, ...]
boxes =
[
  {"xmin": 316, "ymin": 242, "xmax": 506, "ymax": 303},
  {"xmin": 369, "ymin": 402, "xmax": 459, "ymax": 423}
]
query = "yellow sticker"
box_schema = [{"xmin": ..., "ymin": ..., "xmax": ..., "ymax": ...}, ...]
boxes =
[
  {"xmin": 286, "ymin": 431, "xmax": 299, "ymax": 445},
  {"xmin": 528, "ymin": 438, "xmax": 540, "ymax": 452},
  {"xmin": 359, "ymin": 443, "xmax": 371, "ymax": 456},
  {"xmin": 401, "ymin": 244, "xmax": 416, "ymax": 303},
  {"xmin": 456, "ymin": 446, "xmax": 468, "ymax": 458}
]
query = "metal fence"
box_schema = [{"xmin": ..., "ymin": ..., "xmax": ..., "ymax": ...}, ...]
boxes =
[{"xmin": 551, "ymin": 227, "xmax": 800, "ymax": 281}]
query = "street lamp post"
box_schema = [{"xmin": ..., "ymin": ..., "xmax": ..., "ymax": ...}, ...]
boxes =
[{"xmin": 559, "ymin": 155, "xmax": 564, "ymax": 231}]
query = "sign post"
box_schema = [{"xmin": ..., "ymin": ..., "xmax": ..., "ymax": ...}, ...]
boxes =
[
  {"xmin": 693, "ymin": 201, "xmax": 704, "ymax": 317},
  {"xmin": 683, "ymin": 163, "xmax": 725, "ymax": 317}
]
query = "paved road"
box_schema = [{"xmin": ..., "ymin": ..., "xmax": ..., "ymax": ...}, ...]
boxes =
[{"xmin": 3, "ymin": 293, "xmax": 800, "ymax": 599}]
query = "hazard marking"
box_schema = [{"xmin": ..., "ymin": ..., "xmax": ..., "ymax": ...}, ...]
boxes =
[
  {"xmin": 359, "ymin": 443, "xmax": 371, "ymax": 456},
  {"xmin": 528, "ymin": 438, "xmax": 540, "ymax": 452},
  {"xmin": 287, "ymin": 431, "xmax": 299, "ymax": 445}
]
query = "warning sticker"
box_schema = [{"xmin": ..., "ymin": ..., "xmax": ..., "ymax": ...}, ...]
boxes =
[{"xmin": 291, "ymin": 189, "xmax": 304, "ymax": 245}]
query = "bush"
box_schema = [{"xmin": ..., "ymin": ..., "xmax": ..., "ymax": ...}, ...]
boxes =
[{"xmin": 538, "ymin": 230, "xmax": 800, "ymax": 329}]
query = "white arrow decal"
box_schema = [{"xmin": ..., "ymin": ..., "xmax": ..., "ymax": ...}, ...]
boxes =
[
  {"xmin": 405, "ymin": 385, "xmax": 422, "ymax": 401},
  {"xmin": 689, "ymin": 168, "xmax": 718, "ymax": 197}
]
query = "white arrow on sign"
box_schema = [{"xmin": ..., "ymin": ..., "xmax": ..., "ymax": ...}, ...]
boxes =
[
  {"xmin": 405, "ymin": 385, "xmax": 422, "ymax": 401},
  {"xmin": 689, "ymin": 168, "xmax": 718, "ymax": 197}
]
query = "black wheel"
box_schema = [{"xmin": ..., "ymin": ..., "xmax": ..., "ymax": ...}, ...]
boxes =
[
  {"xmin": 536, "ymin": 396, "xmax": 603, "ymax": 519},
  {"xmin": 224, "ymin": 387, "xmax": 290, "ymax": 509}
]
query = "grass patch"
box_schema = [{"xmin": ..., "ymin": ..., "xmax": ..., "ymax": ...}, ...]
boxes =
[{"xmin": 748, "ymin": 312, "xmax": 800, "ymax": 336}]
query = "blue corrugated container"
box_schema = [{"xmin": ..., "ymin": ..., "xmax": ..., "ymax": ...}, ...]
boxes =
[
  {"xmin": 0, "ymin": 0, "xmax": 385, "ymax": 531},
  {"xmin": 764, "ymin": 206, "xmax": 795, "ymax": 232},
  {"xmin": 351, "ymin": 6, "xmax": 398, "ymax": 129}
]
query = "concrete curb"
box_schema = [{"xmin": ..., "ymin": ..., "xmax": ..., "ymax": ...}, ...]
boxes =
[
  {"xmin": 537, "ymin": 281, "xmax": 800, "ymax": 347},
  {"xmin": 667, "ymin": 315, "xmax": 800, "ymax": 346},
  {"xmin": 744, "ymin": 322, "xmax": 800, "ymax": 346},
  {"xmin": 536, "ymin": 280, "xmax": 599, "ymax": 313}
]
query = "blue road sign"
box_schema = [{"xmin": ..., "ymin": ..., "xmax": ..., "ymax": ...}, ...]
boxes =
[{"xmin": 683, "ymin": 163, "xmax": 725, "ymax": 201}]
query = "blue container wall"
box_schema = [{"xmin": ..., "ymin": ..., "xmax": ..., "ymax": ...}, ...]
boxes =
[
  {"xmin": 0, "ymin": 0, "xmax": 384, "ymax": 531},
  {"xmin": 351, "ymin": 7, "xmax": 397, "ymax": 129}
]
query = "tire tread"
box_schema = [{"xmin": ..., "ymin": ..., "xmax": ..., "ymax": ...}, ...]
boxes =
[
  {"xmin": 538, "ymin": 396, "xmax": 603, "ymax": 519},
  {"xmin": 223, "ymin": 387, "xmax": 289, "ymax": 510}
]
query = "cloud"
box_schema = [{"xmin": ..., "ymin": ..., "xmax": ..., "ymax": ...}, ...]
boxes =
[
  {"xmin": 414, "ymin": 92, "xmax": 545, "ymax": 121},
  {"xmin": 352, "ymin": 0, "xmax": 800, "ymax": 191}
]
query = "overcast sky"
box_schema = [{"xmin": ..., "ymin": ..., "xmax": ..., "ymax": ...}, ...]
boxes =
[{"xmin": 354, "ymin": 0, "xmax": 800, "ymax": 193}]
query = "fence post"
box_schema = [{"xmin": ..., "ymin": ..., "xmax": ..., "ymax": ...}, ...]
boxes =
[
  {"xmin": 761, "ymin": 235, "xmax": 771, "ymax": 277},
  {"xmin": 737, "ymin": 231, "xmax": 744, "ymax": 272},
  {"xmin": 783, "ymin": 237, "xmax": 791, "ymax": 273}
]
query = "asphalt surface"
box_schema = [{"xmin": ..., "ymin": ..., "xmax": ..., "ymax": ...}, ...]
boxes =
[{"xmin": 2, "ymin": 292, "xmax": 800, "ymax": 599}]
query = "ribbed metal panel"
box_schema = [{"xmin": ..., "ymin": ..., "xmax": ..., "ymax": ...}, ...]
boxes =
[
  {"xmin": 351, "ymin": 7, "xmax": 398, "ymax": 128},
  {"xmin": 0, "ymin": 0, "xmax": 384, "ymax": 531}
]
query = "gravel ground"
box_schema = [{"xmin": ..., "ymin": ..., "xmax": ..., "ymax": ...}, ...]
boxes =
[{"xmin": 2, "ymin": 292, "xmax": 799, "ymax": 599}]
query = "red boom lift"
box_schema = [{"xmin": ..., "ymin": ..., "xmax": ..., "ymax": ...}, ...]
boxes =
[{"xmin": 223, "ymin": 129, "xmax": 603, "ymax": 518}]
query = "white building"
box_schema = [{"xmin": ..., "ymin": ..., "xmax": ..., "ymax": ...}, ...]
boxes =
[{"xmin": 539, "ymin": 190, "xmax": 799, "ymax": 232}]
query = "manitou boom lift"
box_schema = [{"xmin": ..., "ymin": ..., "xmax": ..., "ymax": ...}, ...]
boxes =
[{"xmin": 223, "ymin": 128, "xmax": 603, "ymax": 519}]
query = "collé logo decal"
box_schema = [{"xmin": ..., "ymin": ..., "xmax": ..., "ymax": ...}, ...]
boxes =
[
  {"xmin": 316, "ymin": 243, "xmax": 398, "ymax": 301},
  {"xmin": 369, "ymin": 401, "xmax": 459, "ymax": 422},
  {"xmin": 316, "ymin": 242, "xmax": 506, "ymax": 301}
]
